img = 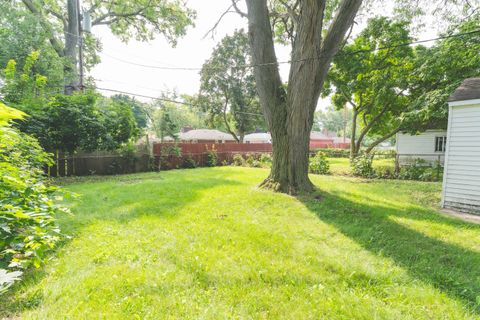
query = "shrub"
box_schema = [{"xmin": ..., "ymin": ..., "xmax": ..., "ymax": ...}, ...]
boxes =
[
  {"xmin": 206, "ymin": 148, "xmax": 218, "ymax": 167},
  {"xmin": 232, "ymin": 154, "xmax": 245, "ymax": 166},
  {"xmin": 0, "ymin": 103, "xmax": 68, "ymax": 292},
  {"xmin": 309, "ymin": 151, "xmax": 330, "ymax": 174},
  {"xmin": 260, "ymin": 153, "xmax": 272, "ymax": 167},
  {"xmin": 351, "ymin": 154, "xmax": 375, "ymax": 178},
  {"xmin": 375, "ymin": 165, "xmax": 396, "ymax": 179},
  {"xmin": 245, "ymin": 153, "xmax": 255, "ymax": 167},
  {"xmin": 312, "ymin": 148, "xmax": 350, "ymax": 158},
  {"xmin": 182, "ymin": 156, "xmax": 197, "ymax": 169},
  {"xmin": 398, "ymin": 158, "xmax": 443, "ymax": 182}
]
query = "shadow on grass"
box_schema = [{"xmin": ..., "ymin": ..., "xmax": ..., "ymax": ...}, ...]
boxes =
[
  {"xmin": 299, "ymin": 188, "xmax": 480, "ymax": 314},
  {"xmin": 0, "ymin": 169, "xmax": 241, "ymax": 317}
]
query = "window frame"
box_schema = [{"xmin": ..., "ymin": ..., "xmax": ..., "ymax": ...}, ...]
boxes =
[{"xmin": 435, "ymin": 136, "xmax": 447, "ymax": 152}]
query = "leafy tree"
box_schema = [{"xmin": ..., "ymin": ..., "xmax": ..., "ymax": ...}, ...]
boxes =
[
  {"xmin": 158, "ymin": 111, "xmax": 178, "ymax": 141},
  {"xmin": 2, "ymin": 51, "xmax": 48, "ymax": 107},
  {"xmin": 325, "ymin": 17, "xmax": 414, "ymax": 158},
  {"xmin": 199, "ymin": 30, "xmax": 265, "ymax": 142},
  {"xmin": 23, "ymin": 93, "xmax": 106, "ymax": 154},
  {"xmin": 111, "ymin": 94, "xmax": 148, "ymax": 130},
  {"xmin": 18, "ymin": 0, "xmax": 195, "ymax": 92},
  {"xmin": 236, "ymin": 0, "xmax": 362, "ymax": 192},
  {"xmin": 150, "ymin": 95, "xmax": 207, "ymax": 139},
  {"xmin": 314, "ymin": 105, "xmax": 353, "ymax": 138},
  {"xmin": 401, "ymin": 14, "xmax": 480, "ymax": 134},
  {"xmin": 97, "ymin": 97, "xmax": 140, "ymax": 150},
  {"xmin": 232, "ymin": 0, "xmax": 476, "ymax": 193},
  {"xmin": 0, "ymin": 2, "xmax": 64, "ymax": 91}
]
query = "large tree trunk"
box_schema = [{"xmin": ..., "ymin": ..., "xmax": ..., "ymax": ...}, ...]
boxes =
[{"xmin": 246, "ymin": 0, "xmax": 362, "ymax": 193}]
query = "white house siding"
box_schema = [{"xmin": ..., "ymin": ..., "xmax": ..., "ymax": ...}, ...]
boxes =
[
  {"xmin": 442, "ymin": 102, "xmax": 480, "ymax": 214},
  {"xmin": 396, "ymin": 130, "xmax": 447, "ymax": 165}
]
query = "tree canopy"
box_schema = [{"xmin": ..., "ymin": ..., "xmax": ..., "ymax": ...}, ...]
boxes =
[{"xmin": 199, "ymin": 30, "xmax": 265, "ymax": 142}]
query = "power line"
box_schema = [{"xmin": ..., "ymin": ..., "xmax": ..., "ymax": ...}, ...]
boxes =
[
  {"xmin": 98, "ymin": 29, "xmax": 480, "ymax": 71},
  {"xmin": 94, "ymin": 86, "xmax": 264, "ymax": 117}
]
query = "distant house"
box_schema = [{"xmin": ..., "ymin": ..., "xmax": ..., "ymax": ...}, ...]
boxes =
[
  {"xmin": 244, "ymin": 132, "xmax": 271, "ymax": 144},
  {"xmin": 164, "ymin": 129, "xmax": 236, "ymax": 144},
  {"xmin": 396, "ymin": 130, "xmax": 447, "ymax": 164},
  {"xmin": 442, "ymin": 78, "xmax": 480, "ymax": 214},
  {"xmin": 244, "ymin": 130, "xmax": 348, "ymax": 148}
]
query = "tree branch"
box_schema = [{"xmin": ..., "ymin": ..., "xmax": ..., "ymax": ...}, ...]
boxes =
[
  {"xmin": 231, "ymin": 0, "xmax": 247, "ymax": 18},
  {"xmin": 365, "ymin": 127, "xmax": 401, "ymax": 154},
  {"xmin": 21, "ymin": 0, "xmax": 65, "ymax": 56}
]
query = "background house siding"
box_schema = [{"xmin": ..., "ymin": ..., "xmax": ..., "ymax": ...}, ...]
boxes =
[
  {"xmin": 442, "ymin": 103, "xmax": 480, "ymax": 214},
  {"xmin": 396, "ymin": 130, "xmax": 447, "ymax": 164}
]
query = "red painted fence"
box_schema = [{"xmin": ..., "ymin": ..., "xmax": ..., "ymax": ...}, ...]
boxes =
[{"xmin": 152, "ymin": 142, "xmax": 349, "ymax": 169}]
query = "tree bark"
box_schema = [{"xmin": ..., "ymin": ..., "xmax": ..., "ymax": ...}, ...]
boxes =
[{"xmin": 246, "ymin": 0, "xmax": 362, "ymax": 193}]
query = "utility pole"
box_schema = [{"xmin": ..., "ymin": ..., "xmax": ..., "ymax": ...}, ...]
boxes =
[{"xmin": 77, "ymin": 0, "xmax": 84, "ymax": 91}]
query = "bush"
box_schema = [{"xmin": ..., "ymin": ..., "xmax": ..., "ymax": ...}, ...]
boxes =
[
  {"xmin": 232, "ymin": 154, "xmax": 245, "ymax": 166},
  {"xmin": 260, "ymin": 153, "xmax": 272, "ymax": 167},
  {"xmin": 351, "ymin": 154, "xmax": 375, "ymax": 178},
  {"xmin": 1, "ymin": 103, "xmax": 68, "ymax": 292},
  {"xmin": 206, "ymin": 148, "xmax": 218, "ymax": 167},
  {"xmin": 375, "ymin": 165, "xmax": 396, "ymax": 179},
  {"xmin": 182, "ymin": 156, "xmax": 197, "ymax": 169},
  {"xmin": 312, "ymin": 148, "xmax": 350, "ymax": 158},
  {"xmin": 309, "ymin": 151, "xmax": 330, "ymax": 174},
  {"xmin": 398, "ymin": 158, "xmax": 442, "ymax": 182}
]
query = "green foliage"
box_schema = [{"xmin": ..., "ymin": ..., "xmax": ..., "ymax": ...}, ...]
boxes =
[
  {"xmin": 309, "ymin": 151, "xmax": 330, "ymax": 175},
  {"xmin": 313, "ymin": 148, "xmax": 350, "ymax": 158},
  {"xmin": 314, "ymin": 105, "xmax": 353, "ymax": 137},
  {"xmin": 260, "ymin": 153, "xmax": 272, "ymax": 167},
  {"xmin": 398, "ymin": 159, "xmax": 442, "ymax": 182},
  {"xmin": 99, "ymin": 97, "xmax": 140, "ymax": 150},
  {"xmin": 2, "ymin": 51, "xmax": 49, "ymax": 108},
  {"xmin": 374, "ymin": 165, "xmax": 396, "ymax": 179},
  {"xmin": 326, "ymin": 17, "xmax": 414, "ymax": 153},
  {"xmin": 199, "ymin": 30, "xmax": 265, "ymax": 141},
  {"xmin": 351, "ymin": 154, "xmax": 375, "ymax": 178},
  {"xmin": 206, "ymin": 148, "xmax": 218, "ymax": 167},
  {"xmin": 232, "ymin": 154, "xmax": 245, "ymax": 167},
  {"xmin": 0, "ymin": 3, "xmax": 63, "ymax": 90},
  {"xmin": 111, "ymin": 95, "xmax": 148, "ymax": 130},
  {"xmin": 0, "ymin": 103, "xmax": 68, "ymax": 292},
  {"xmin": 182, "ymin": 156, "xmax": 197, "ymax": 169}
]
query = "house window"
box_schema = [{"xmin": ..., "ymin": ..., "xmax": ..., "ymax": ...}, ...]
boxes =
[{"xmin": 435, "ymin": 136, "xmax": 447, "ymax": 152}]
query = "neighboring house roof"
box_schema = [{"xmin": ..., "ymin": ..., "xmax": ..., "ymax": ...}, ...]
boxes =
[
  {"xmin": 310, "ymin": 131, "xmax": 334, "ymax": 141},
  {"xmin": 448, "ymin": 78, "xmax": 480, "ymax": 102},
  {"xmin": 164, "ymin": 129, "xmax": 235, "ymax": 142},
  {"xmin": 244, "ymin": 132, "xmax": 271, "ymax": 142},
  {"xmin": 333, "ymin": 137, "xmax": 351, "ymax": 144}
]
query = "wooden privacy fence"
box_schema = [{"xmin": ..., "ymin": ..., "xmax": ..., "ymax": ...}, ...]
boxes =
[
  {"xmin": 46, "ymin": 142, "xmax": 351, "ymax": 176},
  {"xmin": 46, "ymin": 151, "xmax": 152, "ymax": 177}
]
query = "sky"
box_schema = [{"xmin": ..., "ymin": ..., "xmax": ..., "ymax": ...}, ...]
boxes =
[
  {"xmin": 91, "ymin": 0, "xmax": 293, "ymax": 102},
  {"xmin": 89, "ymin": 1, "xmax": 440, "ymax": 107}
]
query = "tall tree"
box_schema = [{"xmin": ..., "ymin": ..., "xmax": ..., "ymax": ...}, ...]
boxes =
[
  {"xmin": 199, "ymin": 30, "xmax": 265, "ymax": 142},
  {"xmin": 325, "ymin": 17, "xmax": 414, "ymax": 158},
  {"xmin": 239, "ymin": 0, "xmax": 362, "ymax": 193},
  {"xmin": 18, "ymin": 0, "xmax": 195, "ymax": 93}
]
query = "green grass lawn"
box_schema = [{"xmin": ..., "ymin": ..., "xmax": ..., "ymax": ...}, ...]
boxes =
[
  {"xmin": 1, "ymin": 167, "xmax": 480, "ymax": 319},
  {"xmin": 329, "ymin": 157, "xmax": 395, "ymax": 175}
]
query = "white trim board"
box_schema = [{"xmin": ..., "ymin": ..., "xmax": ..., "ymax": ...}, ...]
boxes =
[{"xmin": 449, "ymin": 99, "xmax": 480, "ymax": 107}]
